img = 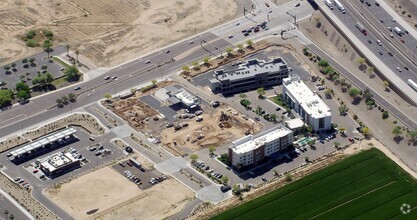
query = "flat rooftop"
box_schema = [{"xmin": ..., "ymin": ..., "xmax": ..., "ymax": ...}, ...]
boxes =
[
  {"xmin": 41, "ymin": 152, "xmax": 77, "ymax": 172},
  {"xmin": 283, "ymin": 75, "xmax": 331, "ymax": 118},
  {"xmin": 211, "ymin": 57, "xmax": 288, "ymax": 82},
  {"xmin": 10, "ymin": 127, "xmax": 77, "ymax": 157},
  {"xmin": 230, "ymin": 125, "xmax": 292, "ymax": 154},
  {"xmin": 166, "ymin": 85, "xmax": 199, "ymax": 107}
]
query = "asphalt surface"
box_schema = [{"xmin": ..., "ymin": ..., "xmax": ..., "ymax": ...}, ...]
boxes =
[
  {"xmin": 0, "ymin": 47, "xmax": 67, "ymax": 89},
  {"xmin": 0, "ymin": 188, "xmax": 32, "ymax": 220}
]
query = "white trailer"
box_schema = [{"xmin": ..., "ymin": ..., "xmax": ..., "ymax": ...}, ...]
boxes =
[
  {"xmin": 408, "ymin": 79, "xmax": 417, "ymax": 91},
  {"xmin": 325, "ymin": 0, "xmax": 333, "ymax": 9},
  {"xmin": 334, "ymin": 0, "xmax": 345, "ymax": 13},
  {"xmin": 394, "ymin": 27, "xmax": 403, "ymax": 36}
]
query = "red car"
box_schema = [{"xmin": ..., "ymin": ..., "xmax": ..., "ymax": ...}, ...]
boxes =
[
  {"xmin": 348, "ymin": 138, "xmax": 354, "ymax": 143},
  {"xmin": 33, "ymin": 169, "xmax": 39, "ymax": 174},
  {"xmin": 127, "ymin": 162, "xmax": 132, "ymax": 166}
]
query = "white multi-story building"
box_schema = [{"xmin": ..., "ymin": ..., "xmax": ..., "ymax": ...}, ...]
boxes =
[
  {"xmin": 209, "ymin": 58, "xmax": 290, "ymax": 94},
  {"xmin": 228, "ymin": 125, "xmax": 293, "ymax": 167},
  {"xmin": 282, "ymin": 74, "xmax": 332, "ymax": 132}
]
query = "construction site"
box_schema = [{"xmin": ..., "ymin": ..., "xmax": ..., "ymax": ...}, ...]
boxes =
[{"xmin": 159, "ymin": 103, "xmax": 262, "ymax": 156}]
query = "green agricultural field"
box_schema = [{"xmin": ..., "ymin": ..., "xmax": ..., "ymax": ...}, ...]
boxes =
[{"xmin": 212, "ymin": 149, "xmax": 417, "ymax": 220}]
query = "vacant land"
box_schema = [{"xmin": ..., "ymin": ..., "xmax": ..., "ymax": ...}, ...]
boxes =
[
  {"xmin": 0, "ymin": 0, "xmax": 237, "ymax": 67},
  {"xmin": 212, "ymin": 148, "xmax": 417, "ymax": 219},
  {"xmin": 95, "ymin": 179, "xmax": 194, "ymax": 220},
  {"xmin": 45, "ymin": 167, "xmax": 144, "ymax": 219},
  {"xmin": 45, "ymin": 166, "xmax": 193, "ymax": 220}
]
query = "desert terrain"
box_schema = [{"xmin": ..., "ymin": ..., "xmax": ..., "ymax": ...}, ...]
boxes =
[
  {"xmin": 0, "ymin": 0, "xmax": 237, "ymax": 67},
  {"xmin": 45, "ymin": 166, "xmax": 193, "ymax": 220}
]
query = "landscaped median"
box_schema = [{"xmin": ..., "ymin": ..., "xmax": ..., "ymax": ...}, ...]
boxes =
[{"xmin": 210, "ymin": 148, "xmax": 417, "ymax": 219}]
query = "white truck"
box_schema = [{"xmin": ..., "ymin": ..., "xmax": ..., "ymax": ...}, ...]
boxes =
[
  {"xmin": 394, "ymin": 27, "xmax": 403, "ymax": 36},
  {"xmin": 324, "ymin": 0, "xmax": 333, "ymax": 9},
  {"xmin": 408, "ymin": 79, "xmax": 417, "ymax": 91},
  {"xmin": 334, "ymin": 0, "xmax": 345, "ymax": 13}
]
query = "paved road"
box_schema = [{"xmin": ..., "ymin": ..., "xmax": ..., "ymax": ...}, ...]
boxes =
[
  {"xmin": 334, "ymin": 0, "xmax": 417, "ymax": 82},
  {"xmin": 0, "ymin": 187, "xmax": 33, "ymax": 220},
  {"xmin": 316, "ymin": 0, "xmax": 417, "ymax": 105}
]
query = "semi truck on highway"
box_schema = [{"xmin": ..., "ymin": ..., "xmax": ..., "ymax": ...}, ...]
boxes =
[
  {"xmin": 408, "ymin": 79, "xmax": 417, "ymax": 91},
  {"xmin": 355, "ymin": 22, "xmax": 367, "ymax": 35},
  {"xmin": 394, "ymin": 27, "xmax": 403, "ymax": 36},
  {"xmin": 334, "ymin": 0, "xmax": 345, "ymax": 13},
  {"xmin": 324, "ymin": 0, "xmax": 333, "ymax": 9}
]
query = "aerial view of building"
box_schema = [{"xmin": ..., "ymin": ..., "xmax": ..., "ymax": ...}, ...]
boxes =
[
  {"xmin": 209, "ymin": 57, "xmax": 290, "ymax": 94},
  {"xmin": 282, "ymin": 74, "xmax": 332, "ymax": 132},
  {"xmin": 40, "ymin": 152, "xmax": 81, "ymax": 177},
  {"xmin": 228, "ymin": 125, "xmax": 293, "ymax": 167}
]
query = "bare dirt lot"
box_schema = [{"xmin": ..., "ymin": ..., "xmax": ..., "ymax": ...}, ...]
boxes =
[
  {"xmin": 45, "ymin": 166, "xmax": 193, "ymax": 220},
  {"xmin": 95, "ymin": 179, "xmax": 194, "ymax": 220},
  {"xmin": 0, "ymin": 0, "xmax": 237, "ymax": 67},
  {"xmin": 161, "ymin": 104, "xmax": 262, "ymax": 154}
]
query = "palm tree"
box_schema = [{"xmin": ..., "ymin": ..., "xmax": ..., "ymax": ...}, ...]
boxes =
[
  {"xmin": 246, "ymin": 39, "xmax": 254, "ymax": 48},
  {"xmin": 190, "ymin": 154, "xmax": 198, "ymax": 162},
  {"xmin": 237, "ymin": 43, "xmax": 244, "ymax": 52},
  {"xmin": 226, "ymin": 48, "xmax": 233, "ymax": 57},
  {"xmin": 392, "ymin": 126, "xmax": 402, "ymax": 138},
  {"xmin": 75, "ymin": 50, "xmax": 79, "ymax": 64},
  {"xmin": 208, "ymin": 146, "xmax": 216, "ymax": 156},
  {"xmin": 203, "ymin": 57, "xmax": 210, "ymax": 66},
  {"xmin": 367, "ymin": 66, "xmax": 374, "ymax": 77},
  {"xmin": 256, "ymin": 87, "xmax": 265, "ymax": 98},
  {"xmin": 43, "ymin": 40, "xmax": 53, "ymax": 60},
  {"xmin": 383, "ymin": 80, "xmax": 390, "ymax": 91},
  {"xmin": 66, "ymin": 44, "xmax": 70, "ymax": 57}
]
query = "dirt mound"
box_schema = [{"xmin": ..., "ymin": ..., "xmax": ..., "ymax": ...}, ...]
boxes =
[{"xmin": 148, "ymin": 12, "xmax": 176, "ymax": 24}]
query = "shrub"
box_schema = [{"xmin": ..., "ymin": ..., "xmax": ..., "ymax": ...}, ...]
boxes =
[
  {"xmin": 382, "ymin": 111, "xmax": 389, "ymax": 119},
  {"xmin": 43, "ymin": 30, "xmax": 53, "ymax": 38},
  {"xmin": 26, "ymin": 39, "xmax": 39, "ymax": 47},
  {"xmin": 26, "ymin": 30, "xmax": 36, "ymax": 39}
]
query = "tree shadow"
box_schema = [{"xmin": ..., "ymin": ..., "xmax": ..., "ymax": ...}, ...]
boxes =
[
  {"xmin": 351, "ymin": 97, "xmax": 362, "ymax": 105},
  {"xmin": 393, "ymin": 136, "xmax": 404, "ymax": 144}
]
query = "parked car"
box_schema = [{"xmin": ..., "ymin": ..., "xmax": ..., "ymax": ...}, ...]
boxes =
[
  {"xmin": 74, "ymin": 86, "xmax": 81, "ymax": 90},
  {"xmin": 104, "ymin": 75, "xmax": 110, "ymax": 80}
]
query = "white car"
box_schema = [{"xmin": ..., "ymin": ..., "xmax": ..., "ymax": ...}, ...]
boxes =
[
  {"xmin": 145, "ymin": 60, "xmax": 150, "ymax": 64},
  {"xmin": 111, "ymin": 75, "xmax": 117, "ymax": 79},
  {"xmin": 396, "ymin": 66, "xmax": 401, "ymax": 72},
  {"xmin": 104, "ymin": 75, "xmax": 110, "ymax": 80},
  {"xmin": 377, "ymin": 40, "xmax": 382, "ymax": 46},
  {"xmin": 272, "ymin": 32, "xmax": 278, "ymax": 35},
  {"xmin": 228, "ymin": 34, "xmax": 233, "ymax": 38}
]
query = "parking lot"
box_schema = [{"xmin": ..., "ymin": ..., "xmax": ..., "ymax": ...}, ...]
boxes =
[
  {"xmin": 0, "ymin": 46, "xmax": 66, "ymax": 88},
  {"xmin": 0, "ymin": 127, "xmax": 124, "ymax": 189},
  {"xmin": 112, "ymin": 160, "xmax": 164, "ymax": 190}
]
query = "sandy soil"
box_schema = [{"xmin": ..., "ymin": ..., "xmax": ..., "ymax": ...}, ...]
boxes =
[
  {"xmin": 95, "ymin": 179, "xmax": 194, "ymax": 220},
  {"xmin": 0, "ymin": 0, "xmax": 237, "ymax": 67},
  {"xmin": 45, "ymin": 167, "xmax": 144, "ymax": 220},
  {"xmin": 161, "ymin": 104, "xmax": 262, "ymax": 155}
]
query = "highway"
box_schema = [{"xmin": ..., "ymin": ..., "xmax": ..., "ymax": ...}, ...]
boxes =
[{"xmin": 329, "ymin": 0, "xmax": 417, "ymax": 83}]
